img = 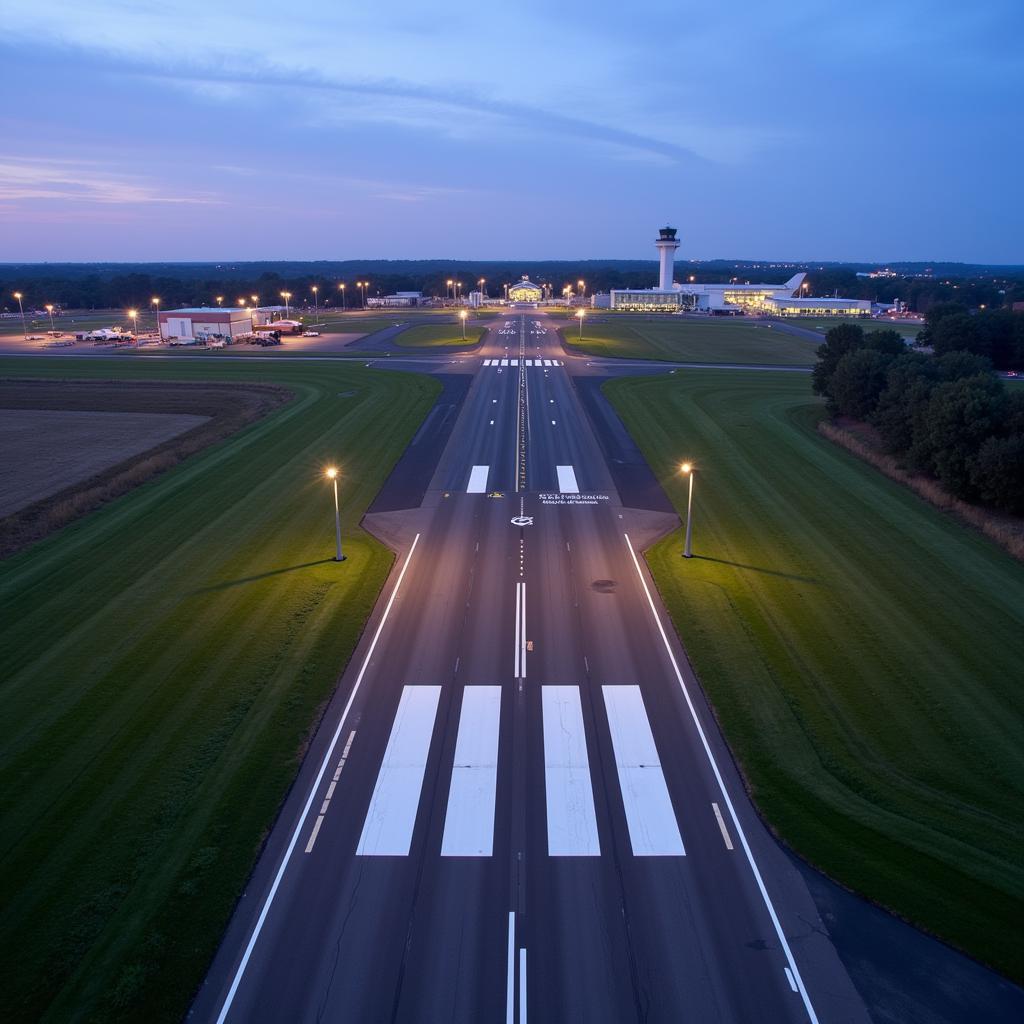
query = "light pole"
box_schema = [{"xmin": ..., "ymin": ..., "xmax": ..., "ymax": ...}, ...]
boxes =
[
  {"xmin": 339, "ymin": 282, "xmax": 346, "ymax": 311},
  {"xmin": 578, "ymin": 279, "xmax": 585, "ymax": 301},
  {"xmin": 45, "ymin": 303, "xmax": 56, "ymax": 333},
  {"xmin": 459, "ymin": 309, "xmax": 467, "ymax": 340},
  {"xmin": 13, "ymin": 291, "xmax": 26, "ymax": 339},
  {"xmin": 128, "ymin": 308, "xmax": 138, "ymax": 338},
  {"xmin": 359, "ymin": 281, "xmax": 367, "ymax": 309},
  {"xmin": 576, "ymin": 307, "xmax": 585, "ymax": 339},
  {"xmin": 216, "ymin": 295, "xmax": 224, "ymax": 307},
  {"xmin": 151, "ymin": 297, "xmax": 160, "ymax": 337},
  {"xmin": 446, "ymin": 278, "xmax": 453, "ymax": 303},
  {"xmin": 455, "ymin": 280, "xmax": 462, "ymax": 304},
  {"xmin": 681, "ymin": 462, "xmax": 696, "ymax": 558},
  {"xmin": 281, "ymin": 291, "xmax": 292, "ymax": 318},
  {"xmin": 479, "ymin": 277, "xmax": 486, "ymax": 301},
  {"xmin": 503, "ymin": 283, "xmax": 509, "ymax": 302},
  {"xmin": 312, "ymin": 285, "xmax": 319, "ymax": 325},
  {"xmin": 325, "ymin": 467, "xmax": 345, "ymax": 561}
]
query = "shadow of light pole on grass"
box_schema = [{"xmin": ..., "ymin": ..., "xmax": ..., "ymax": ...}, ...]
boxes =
[
  {"xmin": 187, "ymin": 558, "xmax": 339, "ymax": 594},
  {"xmin": 691, "ymin": 555, "xmax": 821, "ymax": 585}
]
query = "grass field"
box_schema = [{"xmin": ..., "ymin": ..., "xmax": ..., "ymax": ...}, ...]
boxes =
[
  {"xmin": 782, "ymin": 317, "xmax": 923, "ymax": 340},
  {"xmin": 604, "ymin": 370, "xmax": 1024, "ymax": 980},
  {"xmin": 0, "ymin": 357, "xmax": 440, "ymax": 1022},
  {"xmin": 394, "ymin": 322, "xmax": 484, "ymax": 347},
  {"xmin": 561, "ymin": 318, "xmax": 819, "ymax": 364}
]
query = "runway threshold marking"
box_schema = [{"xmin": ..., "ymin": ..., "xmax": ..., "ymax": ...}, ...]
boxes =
[
  {"xmin": 623, "ymin": 534, "xmax": 820, "ymax": 1024},
  {"xmin": 304, "ymin": 729, "xmax": 356, "ymax": 853},
  {"xmin": 356, "ymin": 685, "xmax": 441, "ymax": 856},
  {"xmin": 441, "ymin": 686, "xmax": 501, "ymax": 856},
  {"xmin": 542, "ymin": 685, "xmax": 600, "ymax": 856},
  {"xmin": 214, "ymin": 534, "xmax": 421, "ymax": 1024},
  {"xmin": 602, "ymin": 686, "xmax": 684, "ymax": 856},
  {"xmin": 513, "ymin": 581, "xmax": 527, "ymax": 679},
  {"xmin": 467, "ymin": 464, "xmax": 489, "ymax": 493},
  {"xmin": 556, "ymin": 465, "xmax": 579, "ymax": 494}
]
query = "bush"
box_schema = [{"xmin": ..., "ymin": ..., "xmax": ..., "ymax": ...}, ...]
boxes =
[{"xmin": 829, "ymin": 348, "xmax": 896, "ymax": 418}]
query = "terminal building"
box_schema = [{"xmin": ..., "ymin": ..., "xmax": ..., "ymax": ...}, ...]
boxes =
[
  {"xmin": 508, "ymin": 276, "xmax": 544, "ymax": 303},
  {"xmin": 604, "ymin": 227, "xmax": 870, "ymax": 317}
]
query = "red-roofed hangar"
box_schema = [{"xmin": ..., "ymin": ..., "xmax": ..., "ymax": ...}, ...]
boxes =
[{"xmin": 159, "ymin": 307, "xmax": 252, "ymax": 341}]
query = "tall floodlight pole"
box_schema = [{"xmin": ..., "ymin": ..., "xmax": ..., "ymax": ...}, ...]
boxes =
[
  {"xmin": 459, "ymin": 309, "xmax": 467, "ymax": 340},
  {"xmin": 312, "ymin": 285, "xmax": 319, "ymax": 325},
  {"xmin": 325, "ymin": 467, "xmax": 345, "ymax": 561},
  {"xmin": 681, "ymin": 463, "xmax": 696, "ymax": 558},
  {"xmin": 13, "ymin": 292, "xmax": 26, "ymax": 339},
  {"xmin": 151, "ymin": 297, "xmax": 160, "ymax": 337},
  {"xmin": 281, "ymin": 291, "xmax": 292, "ymax": 318},
  {"xmin": 339, "ymin": 282, "xmax": 346, "ymax": 310},
  {"xmin": 576, "ymin": 308, "xmax": 585, "ymax": 339},
  {"xmin": 45, "ymin": 304, "xmax": 56, "ymax": 333}
]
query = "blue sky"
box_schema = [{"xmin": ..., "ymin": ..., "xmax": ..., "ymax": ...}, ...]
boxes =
[{"xmin": 1, "ymin": 0, "xmax": 1021, "ymax": 263}]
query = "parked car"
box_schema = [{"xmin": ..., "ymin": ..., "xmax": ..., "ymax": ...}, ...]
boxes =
[
  {"xmin": 207, "ymin": 338, "xmax": 228, "ymax": 348},
  {"xmin": 302, "ymin": 330, "xmax": 320, "ymax": 337}
]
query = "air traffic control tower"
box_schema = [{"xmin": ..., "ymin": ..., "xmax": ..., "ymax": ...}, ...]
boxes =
[{"xmin": 655, "ymin": 226, "xmax": 680, "ymax": 290}]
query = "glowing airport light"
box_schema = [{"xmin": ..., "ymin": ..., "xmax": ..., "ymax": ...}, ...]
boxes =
[
  {"xmin": 680, "ymin": 463, "xmax": 696, "ymax": 558},
  {"xmin": 128, "ymin": 309, "xmax": 138, "ymax": 338},
  {"xmin": 325, "ymin": 467, "xmax": 345, "ymax": 562},
  {"xmin": 151, "ymin": 296, "xmax": 160, "ymax": 336},
  {"xmin": 45, "ymin": 303, "xmax": 56, "ymax": 333},
  {"xmin": 576, "ymin": 307, "xmax": 585, "ymax": 339},
  {"xmin": 216, "ymin": 295, "xmax": 224, "ymax": 306},
  {"xmin": 459, "ymin": 309, "xmax": 468, "ymax": 339},
  {"xmin": 280, "ymin": 291, "xmax": 292, "ymax": 317},
  {"xmin": 13, "ymin": 291, "xmax": 26, "ymax": 339}
]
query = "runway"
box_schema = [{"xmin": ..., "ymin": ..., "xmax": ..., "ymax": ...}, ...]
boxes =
[{"xmin": 190, "ymin": 312, "xmax": 870, "ymax": 1023}]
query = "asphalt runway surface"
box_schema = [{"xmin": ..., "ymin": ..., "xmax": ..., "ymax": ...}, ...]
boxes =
[{"xmin": 189, "ymin": 312, "xmax": 1020, "ymax": 1023}]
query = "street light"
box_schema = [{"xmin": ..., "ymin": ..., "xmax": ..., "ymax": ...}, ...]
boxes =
[
  {"xmin": 216, "ymin": 295, "xmax": 224, "ymax": 306},
  {"xmin": 459, "ymin": 309, "xmax": 468, "ymax": 340},
  {"xmin": 446, "ymin": 278, "xmax": 453, "ymax": 302},
  {"xmin": 681, "ymin": 463, "xmax": 696, "ymax": 558},
  {"xmin": 45, "ymin": 303, "xmax": 56, "ymax": 333},
  {"xmin": 151, "ymin": 297, "xmax": 160, "ymax": 337},
  {"xmin": 338, "ymin": 282, "xmax": 346, "ymax": 311},
  {"xmin": 13, "ymin": 291, "xmax": 26, "ymax": 339},
  {"xmin": 576, "ymin": 308, "xmax": 585, "ymax": 339},
  {"xmin": 358, "ymin": 281, "xmax": 367, "ymax": 309},
  {"xmin": 325, "ymin": 467, "xmax": 345, "ymax": 561},
  {"xmin": 578, "ymin": 279, "xmax": 585, "ymax": 299},
  {"xmin": 281, "ymin": 291, "xmax": 292, "ymax": 317},
  {"xmin": 128, "ymin": 308, "xmax": 138, "ymax": 338},
  {"xmin": 479, "ymin": 277, "xmax": 486, "ymax": 301},
  {"xmin": 311, "ymin": 285, "xmax": 319, "ymax": 325}
]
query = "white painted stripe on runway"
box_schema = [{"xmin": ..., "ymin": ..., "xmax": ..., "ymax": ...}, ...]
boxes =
[
  {"xmin": 356, "ymin": 686, "xmax": 441, "ymax": 856},
  {"xmin": 623, "ymin": 534, "xmax": 820, "ymax": 1024},
  {"xmin": 542, "ymin": 686, "xmax": 600, "ymax": 856},
  {"xmin": 712, "ymin": 801, "xmax": 734, "ymax": 850},
  {"xmin": 214, "ymin": 534, "xmax": 422, "ymax": 1024},
  {"xmin": 785, "ymin": 967, "xmax": 799, "ymax": 993},
  {"xmin": 525, "ymin": 358, "xmax": 534, "ymax": 366},
  {"xmin": 501, "ymin": 358, "xmax": 509, "ymax": 366},
  {"xmin": 483, "ymin": 358, "xmax": 492, "ymax": 365},
  {"xmin": 601, "ymin": 686, "xmax": 684, "ymax": 856},
  {"xmin": 519, "ymin": 948, "xmax": 527, "ymax": 1024},
  {"xmin": 511, "ymin": 358, "xmax": 519, "ymax": 366},
  {"xmin": 467, "ymin": 464, "xmax": 489, "ymax": 493},
  {"xmin": 556, "ymin": 465, "xmax": 579, "ymax": 494},
  {"xmin": 506, "ymin": 912, "xmax": 515, "ymax": 1024},
  {"xmin": 441, "ymin": 686, "xmax": 501, "ymax": 856}
]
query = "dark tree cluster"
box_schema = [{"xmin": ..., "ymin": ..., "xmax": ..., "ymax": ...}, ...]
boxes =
[
  {"xmin": 813, "ymin": 321, "xmax": 1024, "ymax": 515},
  {"xmin": 917, "ymin": 302, "xmax": 1024, "ymax": 371}
]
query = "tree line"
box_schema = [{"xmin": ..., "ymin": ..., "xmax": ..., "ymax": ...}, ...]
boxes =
[{"xmin": 812, "ymin": 309, "xmax": 1024, "ymax": 515}]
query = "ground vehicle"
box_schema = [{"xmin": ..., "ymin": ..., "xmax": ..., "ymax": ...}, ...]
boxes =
[
  {"xmin": 207, "ymin": 338, "xmax": 228, "ymax": 348},
  {"xmin": 302, "ymin": 331, "xmax": 320, "ymax": 337},
  {"xmin": 168, "ymin": 337, "xmax": 198, "ymax": 347}
]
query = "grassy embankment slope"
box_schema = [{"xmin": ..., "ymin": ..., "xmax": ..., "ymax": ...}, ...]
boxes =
[
  {"xmin": 604, "ymin": 370, "xmax": 1024, "ymax": 980},
  {"xmin": 0, "ymin": 357, "xmax": 439, "ymax": 1022},
  {"xmin": 394, "ymin": 322, "xmax": 484, "ymax": 347},
  {"xmin": 561, "ymin": 318, "xmax": 818, "ymax": 364}
]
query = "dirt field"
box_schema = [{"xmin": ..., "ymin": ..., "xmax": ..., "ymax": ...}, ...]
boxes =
[
  {"xmin": 0, "ymin": 379, "xmax": 292, "ymax": 556},
  {"xmin": 0, "ymin": 409, "xmax": 209, "ymax": 517}
]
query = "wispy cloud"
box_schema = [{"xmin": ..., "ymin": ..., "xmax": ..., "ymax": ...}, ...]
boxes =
[{"xmin": 0, "ymin": 156, "xmax": 220, "ymax": 205}]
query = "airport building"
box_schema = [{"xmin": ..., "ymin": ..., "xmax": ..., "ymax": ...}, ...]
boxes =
[
  {"xmin": 159, "ymin": 307, "xmax": 254, "ymax": 340},
  {"xmin": 605, "ymin": 227, "xmax": 870, "ymax": 316},
  {"xmin": 508, "ymin": 276, "xmax": 544, "ymax": 303},
  {"xmin": 367, "ymin": 291, "xmax": 424, "ymax": 308}
]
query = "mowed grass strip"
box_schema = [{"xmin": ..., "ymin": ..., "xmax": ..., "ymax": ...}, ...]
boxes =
[
  {"xmin": 0, "ymin": 357, "xmax": 440, "ymax": 1022},
  {"xmin": 604, "ymin": 370, "xmax": 1024, "ymax": 980},
  {"xmin": 394, "ymin": 322, "xmax": 484, "ymax": 347},
  {"xmin": 561, "ymin": 317, "xmax": 818, "ymax": 364},
  {"xmin": 780, "ymin": 316, "xmax": 922, "ymax": 340}
]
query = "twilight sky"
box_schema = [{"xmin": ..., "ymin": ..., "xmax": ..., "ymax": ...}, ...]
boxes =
[{"xmin": 1, "ymin": 0, "xmax": 1021, "ymax": 263}]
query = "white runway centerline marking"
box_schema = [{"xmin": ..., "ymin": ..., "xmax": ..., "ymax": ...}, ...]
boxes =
[
  {"xmin": 441, "ymin": 686, "xmax": 501, "ymax": 856},
  {"xmin": 542, "ymin": 685, "xmax": 600, "ymax": 856},
  {"xmin": 712, "ymin": 801, "xmax": 734, "ymax": 850},
  {"xmin": 556, "ymin": 465, "xmax": 579, "ymax": 493},
  {"xmin": 602, "ymin": 686, "xmax": 684, "ymax": 856},
  {"xmin": 356, "ymin": 686, "xmax": 441, "ymax": 856},
  {"xmin": 467, "ymin": 464, "xmax": 489, "ymax": 493},
  {"xmin": 305, "ymin": 730, "xmax": 356, "ymax": 853}
]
